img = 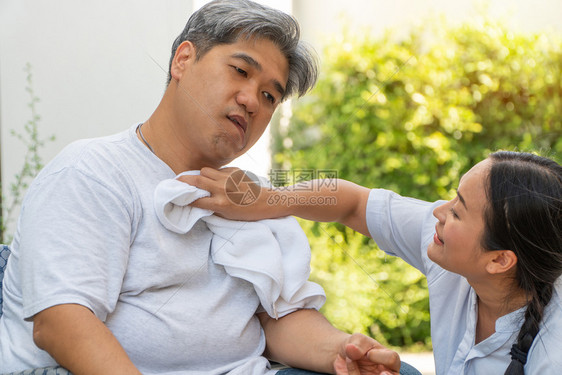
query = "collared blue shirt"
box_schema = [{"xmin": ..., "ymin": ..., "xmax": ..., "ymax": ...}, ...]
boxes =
[{"xmin": 366, "ymin": 189, "xmax": 562, "ymax": 375}]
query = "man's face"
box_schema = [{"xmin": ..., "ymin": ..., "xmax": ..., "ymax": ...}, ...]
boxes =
[{"xmin": 171, "ymin": 37, "xmax": 289, "ymax": 167}]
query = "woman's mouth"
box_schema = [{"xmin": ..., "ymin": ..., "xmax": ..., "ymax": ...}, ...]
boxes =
[{"xmin": 433, "ymin": 232, "xmax": 444, "ymax": 245}]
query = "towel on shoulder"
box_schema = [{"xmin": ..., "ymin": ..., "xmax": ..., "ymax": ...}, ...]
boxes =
[{"xmin": 153, "ymin": 171, "xmax": 326, "ymax": 319}]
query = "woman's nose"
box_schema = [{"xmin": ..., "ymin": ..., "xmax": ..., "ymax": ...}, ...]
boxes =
[{"xmin": 433, "ymin": 201, "xmax": 449, "ymax": 223}]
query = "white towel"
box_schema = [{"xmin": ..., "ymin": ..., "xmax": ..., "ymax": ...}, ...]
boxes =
[{"xmin": 153, "ymin": 171, "xmax": 325, "ymax": 319}]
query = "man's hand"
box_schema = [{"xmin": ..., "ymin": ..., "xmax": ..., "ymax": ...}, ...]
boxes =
[{"xmin": 333, "ymin": 334, "xmax": 401, "ymax": 375}]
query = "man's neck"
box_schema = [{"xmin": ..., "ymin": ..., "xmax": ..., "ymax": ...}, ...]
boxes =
[{"xmin": 142, "ymin": 102, "xmax": 223, "ymax": 174}]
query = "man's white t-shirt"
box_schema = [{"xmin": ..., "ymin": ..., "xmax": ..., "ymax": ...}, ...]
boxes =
[{"xmin": 0, "ymin": 125, "xmax": 280, "ymax": 374}]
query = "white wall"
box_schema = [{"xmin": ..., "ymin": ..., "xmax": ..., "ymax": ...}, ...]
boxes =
[
  {"xmin": 0, "ymin": 0, "xmax": 193, "ymax": 233},
  {"xmin": 0, "ymin": 0, "xmax": 193, "ymax": 155},
  {"xmin": 293, "ymin": 0, "xmax": 562, "ymax": 48}
]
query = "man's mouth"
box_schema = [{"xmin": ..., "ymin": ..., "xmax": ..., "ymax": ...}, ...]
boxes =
[{"xmin": 227, "ymin": 115, "xmax": 247, "ymax": 134}]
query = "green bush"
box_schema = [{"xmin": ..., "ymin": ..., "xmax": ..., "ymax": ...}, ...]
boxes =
[
  {"xmin": 1, "ymin": 63, "xmax": 54, "ymax": 243},
  {"xmin": 272, "ymin": 18, "xmax": 561, "ymax": 350}
]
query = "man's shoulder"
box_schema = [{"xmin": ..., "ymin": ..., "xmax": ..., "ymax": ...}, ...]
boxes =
[
  {"xmin": 45, "ymin": 128, "xmax": 133, "ymax": 174},
  {"xmin": 63, "ymin": 128, "xmax": 132, "ymax": 161},
  {"xmin": 30, "ymin": 127, "xmax": 141, "ymax": 195}
]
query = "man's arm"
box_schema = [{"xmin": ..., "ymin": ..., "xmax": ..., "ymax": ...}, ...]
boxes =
[
  {"xmin": 258, "ymin": 309, "xmax": 347, "ymax": 373},
  {"xmin": 180, "ymin": 168, "xmax": 372, "ymax": 236},
  {"xmin": 258, "ymin": 310, "xmax": 400, "ymax": 374},
  {"xmin": 33, "ymin": 304, "xmax": 141, "ymax": 375}
]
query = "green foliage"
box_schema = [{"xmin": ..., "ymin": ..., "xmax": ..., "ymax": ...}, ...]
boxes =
[
  {"xmin": 272, "ymin": 18, "xmax": 561, "ymax": 350},
  {"xmin": 1, "ymin": 63, "xmax": 54, "ymax": 243},
  {"xmin": 305, "ymin": 222, "xmax": 431, "ymax": 349}
]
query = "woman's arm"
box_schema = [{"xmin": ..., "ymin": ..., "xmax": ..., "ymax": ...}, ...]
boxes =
[{"xmin": 180, "ymin": 167, "xmax": 372, "ymax": 236}]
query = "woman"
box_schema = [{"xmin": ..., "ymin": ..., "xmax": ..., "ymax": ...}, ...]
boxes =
[{"xmin": 183, "ymin": 151, "xmax": 562, "ymax": 374}]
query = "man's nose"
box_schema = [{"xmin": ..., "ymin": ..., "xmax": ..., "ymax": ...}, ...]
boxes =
[{"xmin": 236, "ymin": 84, "xmax": 259, "ymax": 115}]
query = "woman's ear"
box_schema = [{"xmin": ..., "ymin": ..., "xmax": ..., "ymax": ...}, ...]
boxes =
[
  {"xmin": 485, "ymin": 250, "xmax": 518, "ymax": 275},
  {"xmin": 170, "ymin": 41, "xmax": 196, "ymax": 82}
]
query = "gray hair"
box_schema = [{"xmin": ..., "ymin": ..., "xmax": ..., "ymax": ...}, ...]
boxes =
[{"xmin": 167, "ymin": 0, "xmax": 318, "ymax": 100}]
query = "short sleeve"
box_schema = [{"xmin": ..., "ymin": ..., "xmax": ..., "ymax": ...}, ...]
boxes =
[
  {"xmin": 18, "ymin": 167, "xmax": 134, "ymax": 321},
  {"xmin": 365, "ymin": 189, "xmax": 442, "ymax": 274}
]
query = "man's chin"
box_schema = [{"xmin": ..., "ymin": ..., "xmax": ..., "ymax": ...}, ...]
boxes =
[
  {"xmin": 229, "ymin": 144, "xmax": 251, "ymax": 161},
  {"xmin": 210, "ymin": 137, "xmax": 245, "ymax": 162}
]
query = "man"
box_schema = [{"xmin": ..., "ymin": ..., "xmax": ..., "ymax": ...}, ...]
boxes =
[{"xmin": 0, "ymin": 1, "xmax": 400, "ymax": 374}]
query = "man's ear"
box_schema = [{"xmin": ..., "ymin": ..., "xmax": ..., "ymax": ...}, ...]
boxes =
[
  {"xmin": 485, "ymin": 250, "xmax": 518, "ymax": 275},
  {"xmin": 170, "ymin": 41, "xmax": 196, "ymax": 82}
]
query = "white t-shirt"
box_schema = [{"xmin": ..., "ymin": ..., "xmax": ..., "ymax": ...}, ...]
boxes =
[
  {"xmin": 0, "ymin": 125, "xmax": 279, "ymax": 374},
  {"xmin": 366, "ymin": 188, "xmax": 562, "ymax": 375}
]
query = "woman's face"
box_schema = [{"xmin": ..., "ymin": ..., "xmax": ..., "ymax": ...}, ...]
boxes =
[{"xmin": 428, "ymin": 159, "xmax": 493, "ymax": 280}]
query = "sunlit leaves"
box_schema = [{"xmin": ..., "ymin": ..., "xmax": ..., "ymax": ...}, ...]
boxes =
[{"xmin": 273, "ymin": 17, "xmax": 561, "ymax": 350}]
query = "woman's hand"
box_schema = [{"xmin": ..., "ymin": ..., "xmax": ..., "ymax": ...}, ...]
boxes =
[
  {"xmin": 177, "ymin": 167, "xmax": 277, "ymax": 221},
  {"xmin": 333, "ymin": 334, "xmax": 401, "ymax": 375}
]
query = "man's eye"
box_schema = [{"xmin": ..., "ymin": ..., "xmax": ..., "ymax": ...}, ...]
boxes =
[
  {"xmin": 263, "ymin": 92, "xmax": 276, "ymax": 104},
  {"xmin": 233, "ymin": 66, "xmax": 247, "ymax": 77}
]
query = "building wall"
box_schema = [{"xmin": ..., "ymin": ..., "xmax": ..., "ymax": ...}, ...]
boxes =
[
  {"xmin": 0, "ymin": 0, "xmax": 193, "ymax": 234},
  {"xmin": 294, "ymin": 0, "xmax": 562, "ymax": 48}
]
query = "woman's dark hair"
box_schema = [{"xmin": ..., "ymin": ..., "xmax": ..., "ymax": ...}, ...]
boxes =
[{"xmin": 481, "ymin": 151, "xmax": 562, "ymax": 375}]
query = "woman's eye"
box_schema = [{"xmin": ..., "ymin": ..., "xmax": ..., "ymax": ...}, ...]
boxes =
[{"xmin": 450, "ymin": 207, "xmax": 459, "ymax": 219}]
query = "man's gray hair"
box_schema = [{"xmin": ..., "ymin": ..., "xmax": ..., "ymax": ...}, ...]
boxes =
[{"xmin": 167, "ymin": 0, "xmax": 318, "ymax": 100}]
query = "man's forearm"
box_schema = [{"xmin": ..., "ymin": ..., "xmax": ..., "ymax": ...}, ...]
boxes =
[
  {"xmin": 258, "ymin": 309, "xmax": 349, "ymax": 374},
  {"xmin": 33, "ymin": 304, "xmax": 141, "ymax": 375}
]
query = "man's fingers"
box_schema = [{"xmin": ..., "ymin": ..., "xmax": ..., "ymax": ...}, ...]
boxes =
[{"xmin": 366, "ymin": 348, "xmax": 401, "ymax": 372}]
